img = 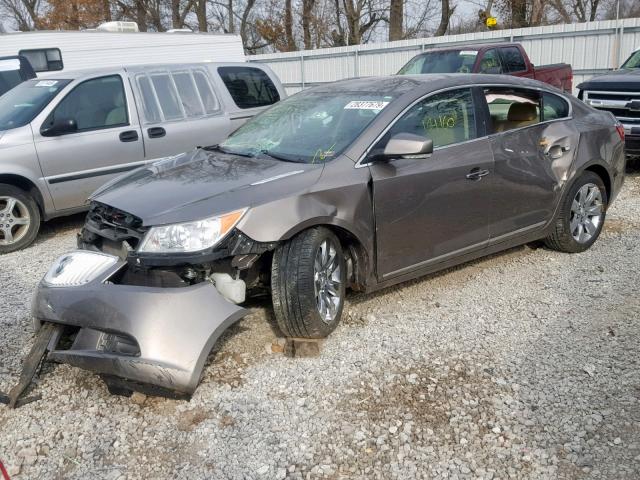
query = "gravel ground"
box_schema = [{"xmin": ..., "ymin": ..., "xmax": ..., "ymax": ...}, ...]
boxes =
[{"xmin": 1, "ymin": 174, "xmax": 639, "ymax": 480}]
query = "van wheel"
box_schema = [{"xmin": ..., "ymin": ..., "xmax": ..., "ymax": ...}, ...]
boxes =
[
  {"xmin": 0, "ymin": 184, "xmax": 41, "ymax": 254},
  {"xmin": 271, "ymin": 227, "xmax": 346, "ymax": 338},
  {"xmin": 544, "ymin": 171, "xmax": 607, "ymax": 253}
]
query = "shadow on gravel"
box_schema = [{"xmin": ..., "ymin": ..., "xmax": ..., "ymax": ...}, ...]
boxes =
[{"xmin": 346, "ymin": 243, "xmax": 536, "ymax": 308}]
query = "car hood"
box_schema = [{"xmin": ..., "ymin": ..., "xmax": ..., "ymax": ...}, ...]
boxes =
[
  {"xmin": 577, "ymin": 68, "xmax": 640, "ymax": 91},
  {"xmin": 91, "ymin": 148, "xmax": 325, "ymax": 226}
]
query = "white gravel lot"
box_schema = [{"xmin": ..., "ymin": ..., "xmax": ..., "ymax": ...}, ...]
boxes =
[{"xmin": 1, "ymin": 174, "xmax": 639, "ymax": 480}]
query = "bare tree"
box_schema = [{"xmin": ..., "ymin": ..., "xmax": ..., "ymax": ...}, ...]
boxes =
[
  {"xmin": 434, "ymin": 0, "xmax": 453, "ymax": 35},
  {"xmin": 389, "ymin": 0, "xmax": 403, "ymax": 40},
  {"xmin": 284, "ymin": 0, "xmax": 296, "ymax": 50},
  {"xmin": 170, "ymin": 0, "xmax": 195, "ymax": 28},
  {"xmin": 301, "ymin": 0, "xmax": 316, "ymax": 49},
  {"xmin": 337, "ymin": 0, "xmax": 384, "ymax": 45},
  {"xmin": 0, "ymin": 0, "xmax": 45, "ymax": 30}
]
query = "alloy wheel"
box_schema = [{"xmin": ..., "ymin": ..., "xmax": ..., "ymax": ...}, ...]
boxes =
[
  {"xmin": 570, "ymin": 183, "xmax": 603, "ymax": 244},
  {"xmin": 0, "ymin": 196, "xmax": 31, "ymax": 246},
  {"xmin": 314, "ymin": 239, "xmax": 342, "ymax": 324}
]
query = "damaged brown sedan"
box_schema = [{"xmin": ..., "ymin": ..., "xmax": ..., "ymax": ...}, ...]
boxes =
[{"xmin": 4, "ymin": 74, "xmax": 626, "ymax": 405}]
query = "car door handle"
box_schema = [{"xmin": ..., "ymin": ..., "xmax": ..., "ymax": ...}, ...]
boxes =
[
  {"xmin": 119, "ymin": 130, "xmax": 139, "ymax": 142},
  {"xmin": 545, "ymin": 144, "xmax": 571, "ymax": 160},
  {"xmin": 148, "ymin": 127, "xmax": 166, "ymax": 139},
  {"xmin": 466, "ymin": 168, "xmax": 490, "ymax": 181}
]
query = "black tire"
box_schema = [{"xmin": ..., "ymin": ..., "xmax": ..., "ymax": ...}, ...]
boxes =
[
  {"xmin": 0, "ymin": 184, "xmax": 41, "ymax": 254},
  {"xmin": 544, "ymin": 171, "xmax": 607, "ymax": 253},
  {"xmin": 271, "ymin": 227, "xmax": 346, "ymax": 338}
]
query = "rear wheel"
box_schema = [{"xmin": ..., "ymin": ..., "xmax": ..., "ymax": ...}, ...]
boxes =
[
  {"xmin": 0, "ymin": 184, "xmax": 41, "ymax": 254},
  {"xmin": 271, "ymin": 227, "xmax": 346, "ymax": 338},
  {"xmin": 544, "ymin": 171, "xmax": 607, "ymax": 253}
]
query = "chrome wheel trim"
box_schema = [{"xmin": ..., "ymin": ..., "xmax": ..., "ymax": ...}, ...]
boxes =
[
  {"xmin": 570, "ymin": 183, "xmax": 603, "ymax": 244},
  {"xmin": 0, "ymin": 196, "xmax": 31, "ymax": 246},
  {"xmin": 314, "ymin": 239, "xmax": 342, "ymax": 324}
]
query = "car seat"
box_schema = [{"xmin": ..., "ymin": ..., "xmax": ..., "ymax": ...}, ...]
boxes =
[
  {"xmin": 105, "ymin": 89, "xmax": 126, "ymax": 126},
  {"xmin": 493, "ymin": 102, "xmax": 538, "ymax": 132}
]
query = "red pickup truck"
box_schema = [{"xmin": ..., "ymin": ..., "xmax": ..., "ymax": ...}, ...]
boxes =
[{"xmin": 398, "ymin": 43, "xmax": 572, "ymax": 93}]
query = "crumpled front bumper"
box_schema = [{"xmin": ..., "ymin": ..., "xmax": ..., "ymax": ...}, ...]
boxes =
[{"xmin": 31, "ymin": 252, "xmax": 247, "ymax": 396}]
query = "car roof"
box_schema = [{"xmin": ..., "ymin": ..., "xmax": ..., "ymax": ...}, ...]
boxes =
[
  {"xmin": 308, "ymin": 73, "xmax": 559, "ymax": 96},
  {"xmin": 40, "ymin": 61, "xmax": 253, "ymax": 80}
]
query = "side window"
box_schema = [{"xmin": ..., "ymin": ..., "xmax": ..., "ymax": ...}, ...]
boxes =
[
  {"xmin": 218, "ymin": 66, "xmax": 280, "ymax": 109},
  {"xmin": 136, "ymin": 75, "xmax": 162, "ymax": 124},
  {"xmin": 542, "ymin": 92, "xmax": 570, "ymax": 121},
  {"xmin": 484, "ymin": 87, "xmax": 541, "ymax": 134},
  {"xmin": 172, "ymin": 71, "xmax": 204, "ymax": 117},
  {"xmin": 500, "ymin": 47, "xmax": 527, "ymax": 73},
  {"xmin": 150, "ymin": 73, "xmax": 182, "ymax": 120},
  {"xmin": 19, "ymin": 49, "xmax": 63, "ymax": 72},
  {"xmin": 136, "ymin": 69, "xmax": 220, "ymax": 124},
  {"xmin": 379, "ymin": 88, "xmax": 477, "ymax": 150},
  {"xmin": 192, "ymin": 70, "xmax": 220, "ymax": 114},
  {"xmin": 45, "ymin": 75, "xmax": 128, "ymax": 132},
  {"xmin": 478, "ymin": 49, "xmax": 503, "ymax": 73}
]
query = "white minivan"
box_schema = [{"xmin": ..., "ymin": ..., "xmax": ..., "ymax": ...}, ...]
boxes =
[{"xmin": 0, "ymin": 62, "xmax": 285, "ymax": 252}]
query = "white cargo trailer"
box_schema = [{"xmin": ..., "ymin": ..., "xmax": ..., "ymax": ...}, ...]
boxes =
[{"xmin": 0, "ymin": 23, "xmax": 245, "ymax": 75}]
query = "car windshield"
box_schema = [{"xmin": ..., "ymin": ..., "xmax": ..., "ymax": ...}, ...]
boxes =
[
  {"xmin": 398, "ymin": 50, "xmax": 478, "ymax": 74},
  {"xmin": 220, "ymin": 91, "xmax": 395, "ymax": 163},
  {"xmin": 0, "ymin": 78, "xmax": 70, "ymax": 131},
  {"xmin": 622, "ymin": 50, "xmax": 640, "ymax": 69}
]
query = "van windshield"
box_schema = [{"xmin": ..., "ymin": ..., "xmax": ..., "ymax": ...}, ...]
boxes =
[
  {"xmin": 0, "ymin": 79, "xmax": 70, "ymax": 131},
  {"xmin": 220, "ymin": 91, "xmax": 395, "ymax": 163}
]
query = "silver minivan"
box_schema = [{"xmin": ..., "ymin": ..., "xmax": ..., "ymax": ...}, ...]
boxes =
[{"xmin": 0, "ymin": 62, "xmax": 285, "ymax": 252}]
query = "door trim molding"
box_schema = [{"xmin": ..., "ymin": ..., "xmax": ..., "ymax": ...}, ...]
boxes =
[
  {"xmin": 47, "ymin": 160, "xmax": 148, "ymax": 184},
  {"xmin": 382, "ymin": 239, "xmax": 489, "ymax": 279}
]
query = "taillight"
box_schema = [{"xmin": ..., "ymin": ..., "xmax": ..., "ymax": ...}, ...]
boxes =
[{"xmin": 616, "ymin": 124, "xmax": 625, "ymax": 141}]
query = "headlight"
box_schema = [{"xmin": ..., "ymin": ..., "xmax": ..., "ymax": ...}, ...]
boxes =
[
  {"xmin": 138, "ymin": 209, "xmax": 246, "ymax": 254},
  {"xmin": 44, "ymin": 251, "xmax": 119, "ymax": 287}
]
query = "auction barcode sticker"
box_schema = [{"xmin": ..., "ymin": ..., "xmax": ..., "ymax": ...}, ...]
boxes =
[{"xmin": 344, "ymin": 101, "xmax": 389, "ymax": 110}]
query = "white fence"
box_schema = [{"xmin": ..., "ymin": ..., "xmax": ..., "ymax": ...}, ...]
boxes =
[{"xmin": 249, "ymin": 18, "xmax": 640, "ymax": 95}]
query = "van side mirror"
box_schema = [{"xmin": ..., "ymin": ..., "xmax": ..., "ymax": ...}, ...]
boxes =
[
  {"xmin": 41, "ymin": 117, "xmax": 78, "ymax": 137},
  {"xmin": 381, "ymin": 133, "xmax": 433, "ymax": 159}
]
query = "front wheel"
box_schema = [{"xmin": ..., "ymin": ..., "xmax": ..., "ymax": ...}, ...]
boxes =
[
  {"xmin": 0, "ymin": 184, "xmax": 41, "ymax": 254},
  {"xmin": 544, "ymin": 171, "xmax": 607, "ymax": 253},
  {"xmin": 271, "ymin": 227, "xmax": 346, "ymax": 338}
]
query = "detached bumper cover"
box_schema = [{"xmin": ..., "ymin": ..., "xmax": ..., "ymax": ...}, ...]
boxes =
[{"xmin": 32, "ymin": 254, "xmax": 247, "ymax": 395}]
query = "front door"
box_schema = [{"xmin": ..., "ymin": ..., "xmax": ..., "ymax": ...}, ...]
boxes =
[
  {"xmin": 34, "ymin": 74, "xmax": 144, "ymax": 211},
  {"xmin": 369, "ymin": 88, "xmax": 494, "ymax": 279},
  {"xmin": 482, "ymin": 87, "xmax": 579, "ymax": 239}
]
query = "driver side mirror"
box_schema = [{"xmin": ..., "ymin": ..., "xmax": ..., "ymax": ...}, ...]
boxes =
[
  {"xmin": 41, "ymin": 117, "xmax": 78, "ymax": 137},
  {"xmin": 380, "ymin": 133, "xmax": 433, "ymax": 160}
]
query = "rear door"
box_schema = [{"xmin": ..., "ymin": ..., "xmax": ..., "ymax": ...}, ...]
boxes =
[
  {"xmin": 131, "ymin": 66, "xmax": 233, "ymax": 159},
  {"xmin": 369, "ymin": 87, "xmax": 494, "ymax": 279},
  {"xmin": 481, "ymin": 86, "xmax": 579, "ymax": 239},
  {"xmin": 34, "ymin": 74, "xmax": 145, "ymax": 211}
]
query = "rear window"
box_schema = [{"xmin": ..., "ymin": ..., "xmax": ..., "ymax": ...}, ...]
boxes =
[
  {"xmin": 18, "ymin": 48, "xmax": 63, "ymax": 72},
  {"xmin": 136, "ymin": 69, "xmax": 220, "ymax": 124},
  {"xmin": 218, "ymin": 66, "xmax": 280, "ymax": 109}
]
